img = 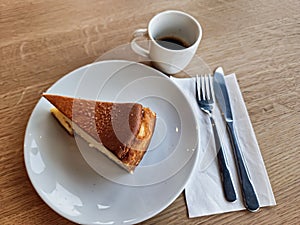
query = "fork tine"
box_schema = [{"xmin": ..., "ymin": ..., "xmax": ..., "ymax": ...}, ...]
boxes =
[
  {"xmin": 208, "ymin": 74, "xmax": 213, "ymax": 100},
  {"xmin": 200, "ymin": 75, "xmax": 206, "ymax": 100},
  {"xmin": 197, "ymin": 75, "xmax": 201, "ymax": 100},
  {"xmin": 195, "ymin": 75, "xmax": 199, "ymax": 100},
  {"xmin": 196, "ymin": 75, "xmax": 203, "ymax": 100},
  {"xmin": 204, "ymin": 75, "xmax": 210, "ymax": 100}
]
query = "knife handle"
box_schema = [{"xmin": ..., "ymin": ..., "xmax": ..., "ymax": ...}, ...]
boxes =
[
  {"xmin": 210, "ymin": 117, "xmax": 237, "ymax": 202},
  {"xmin": 226, "ymin": 121, "xmax": 260, "ymax": 212}
]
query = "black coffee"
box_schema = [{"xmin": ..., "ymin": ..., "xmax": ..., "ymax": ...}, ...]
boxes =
[{"xmin": 155, "ymin": 36, "xmax": 189, "ymax": 50}]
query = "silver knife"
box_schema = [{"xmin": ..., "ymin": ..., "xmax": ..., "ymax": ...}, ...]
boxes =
[{"xmin": 213, "ymin": 67, "xmax": 260, "ymax": 212}]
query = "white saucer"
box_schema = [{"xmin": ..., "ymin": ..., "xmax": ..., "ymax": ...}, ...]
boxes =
[{"xmin": 24, "ymin": 60, "xmax": 199, "ymax": 224}]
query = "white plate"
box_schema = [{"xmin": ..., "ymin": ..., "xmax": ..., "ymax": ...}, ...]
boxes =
[{"xmin": 24, "ymin": 60, "xmax": 198, "ymax": 224}]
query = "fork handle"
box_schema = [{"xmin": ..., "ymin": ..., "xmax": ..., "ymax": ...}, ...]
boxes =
[
  {"xmin": 210, "ymin": 117, "xmax": 237, "ymax": 202},
  {"xmin": 226, "ymin": 121, "xmax": 260, "ymax": 212}
]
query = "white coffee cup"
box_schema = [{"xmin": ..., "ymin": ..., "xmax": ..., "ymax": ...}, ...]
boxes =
[{"xmin": 131, "ymin": 10, "xmax": 202, "ymax": 74}]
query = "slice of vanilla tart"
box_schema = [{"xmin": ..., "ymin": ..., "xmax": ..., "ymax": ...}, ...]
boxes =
[{"xmin": 43, "ymin": 94, "xmax": 156, "ymax": 173}]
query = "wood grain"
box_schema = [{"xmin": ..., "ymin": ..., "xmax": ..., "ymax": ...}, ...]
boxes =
[{"xmin": 1, "ymin": 0, "xmax": 299, "ymax": 224}]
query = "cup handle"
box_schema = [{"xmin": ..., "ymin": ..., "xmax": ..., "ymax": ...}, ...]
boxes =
[{"xmin": 131, "ymin": 29, "xmax": 150, "ymax": 58}]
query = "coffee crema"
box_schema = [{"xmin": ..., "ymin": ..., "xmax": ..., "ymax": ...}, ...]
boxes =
[{"xmin": 155, "ymin": 36, "xmax": 190, "ymax": 50}]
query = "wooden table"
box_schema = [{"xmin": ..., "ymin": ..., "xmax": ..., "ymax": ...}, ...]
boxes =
[{"xmin": 1, "ymin": 0, "xmax": 299, "ymax": 224}]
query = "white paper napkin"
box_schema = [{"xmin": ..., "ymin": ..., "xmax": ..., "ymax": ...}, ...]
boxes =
[{"xmin": 171, "ymin": 74, "xmax": 276, "ymax": 218}]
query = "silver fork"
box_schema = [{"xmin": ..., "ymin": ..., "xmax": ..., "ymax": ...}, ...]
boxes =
[{"xmin": 195, "ymin": 75, "xmax": 237, "ymax": 202}]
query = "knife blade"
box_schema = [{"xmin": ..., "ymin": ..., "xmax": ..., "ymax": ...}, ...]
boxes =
[{"xmin": 213, "ymin": 67, "xmax": 260, "ymax": 212}]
